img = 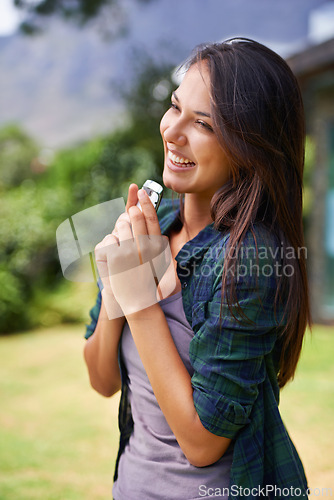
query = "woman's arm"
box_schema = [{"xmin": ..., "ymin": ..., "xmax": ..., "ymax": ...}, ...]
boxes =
[
  {"xmin": 83, "ymin": 299, "xmax": 124, "ymax": 397},
  {"xmin": 83, "ymin": 183, "xmax": 139, "ymax": 397}
]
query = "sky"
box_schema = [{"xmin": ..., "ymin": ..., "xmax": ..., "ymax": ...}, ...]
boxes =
[
  {"xmin": 0, "ymin": 0, "xmax": 23, "ymax": 36},
  {"xmin": 2, "ymin": 0, "xmax": 334, "ymax": 41}
]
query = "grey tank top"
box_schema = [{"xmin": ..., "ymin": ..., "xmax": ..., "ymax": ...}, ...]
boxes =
[{"xmin": 112, "ymin": 291, "xmax": 233, "ymax": 500}]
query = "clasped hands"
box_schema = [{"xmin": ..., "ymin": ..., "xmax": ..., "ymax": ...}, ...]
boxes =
[{"xmin": 94, "ymin": 185, "xmax": 175, "ymax": 319}]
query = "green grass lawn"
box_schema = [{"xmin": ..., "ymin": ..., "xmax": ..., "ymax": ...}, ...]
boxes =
[
  {"xmin": 279, "ymin": 325, "xmax": 334, "ymax": 493},
  {"xmin": 0, "ymin": 325, "xmax": 120, "ymax": 500},
  {"xmin": 0, "ymin": 324, "xmax": 333, "ymax": 499}
]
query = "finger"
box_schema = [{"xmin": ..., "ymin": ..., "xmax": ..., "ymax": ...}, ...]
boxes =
[
  {"xmin": 112, "ymin": 212, "xmax": 130, "ymax": 239},
  {"xmin": 137, "ymin": 189, "xmax": 161, "ymax": 236},
  {"xmin": 115, "ymin": 212, "xmax": 131, "ymax": 225},
  {"xmin": 95, "ymin": 234, "xmax": 118, "ymax": 280},
  {"xmin": 128, "ymin": 206, "xmax": 148, "ymax": 238},
  {"xmin": 125, "ymin": 184, "xmax": 139, "ymax": 211},
  {"xmin": 96, "ymin": 233, "xmax": 119, "ymax": 253},
  {"xmin": 115, "ymin": 217, "xmax": 133, "ymax": 244}
]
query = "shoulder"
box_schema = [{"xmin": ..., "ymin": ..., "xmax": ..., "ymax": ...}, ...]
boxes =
[
  {"xmin": 212, "ymin": 222, "xmax": 280, "ymax": 258},
  {"xmin": 207, "ymin": 222, "xmax": 281, "ymax": 276},
  {"xmin": 194, "ymin": 222, "xmax": 283, "ymax": 315},
  {"xmin": 235, "ymin": 223, "xmax": 283, "ymax": 289},
  {"xmin": 241, "ymin": 223, "xmax": 281, "ymax": 258}
]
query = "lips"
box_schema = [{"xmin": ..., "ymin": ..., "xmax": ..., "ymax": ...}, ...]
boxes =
[
  {"xmin": 166, "ymin": 150, "xmax": 197, "ymax": 173},
  {"xmin": 167, "ymin": 150, "xmax": 195, "ymax": 167}
]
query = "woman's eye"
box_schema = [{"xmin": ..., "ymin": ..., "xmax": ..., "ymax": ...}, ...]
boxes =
[
  {"xmin": 167, "ymin": 103, "xmax": 213, "ymax": 132},
  {"xmin": 196, "ymin": 120, "xmax": 213, "ymax": 132},
  {"xmin": 169, "ymin": 102, "xmax": 179, "ymax": 111}
]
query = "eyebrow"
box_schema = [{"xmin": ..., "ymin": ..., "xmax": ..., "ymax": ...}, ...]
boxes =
[{"xmin": 172, "ymin": 91, "xmax": 211, "ymax": 118}]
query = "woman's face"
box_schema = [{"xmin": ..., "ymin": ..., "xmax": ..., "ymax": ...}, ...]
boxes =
[{"xmin": 160, "ymin": 62, "xmax": 231, "ymax": 201}]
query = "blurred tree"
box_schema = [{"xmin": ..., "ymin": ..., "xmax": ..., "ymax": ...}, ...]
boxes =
[
  {"xmin": 42, "ymin": 134, "xmax": 158, "ymax": 213},
  {"xmin": 14, "ymin": 0, "xmax": 155, "ymax": 37},
  {"xmin": 0, "ymin": 53, "xmax": 175, "ymax": 333},
  {"xmin": 116, "ymin": 52, "xmax": 176, "ymax": 179},
  {"xmin": 0, "ymin": 124, "xmax": 39, "ymax": 189},
  {"xmin": 0, "ymin": 183, "xmax": 57, "ymax": 332}
]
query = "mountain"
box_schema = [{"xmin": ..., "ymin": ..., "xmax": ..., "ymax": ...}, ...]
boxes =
[{"xmin": 0, "ymin": 0, "xmax": 329, "ymax": 149}]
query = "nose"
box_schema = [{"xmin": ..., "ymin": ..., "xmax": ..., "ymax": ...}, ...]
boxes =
[{"xmin": 162, "ymin": 118, "xmax": 187, "ymax": 147}]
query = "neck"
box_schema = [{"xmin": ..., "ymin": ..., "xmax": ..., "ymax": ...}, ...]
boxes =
[{"xmin": 182, "ymin": 193, "xmax": 213, "ymax": 240}]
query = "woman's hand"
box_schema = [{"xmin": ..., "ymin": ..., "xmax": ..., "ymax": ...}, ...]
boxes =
[
  {"xmin": 95, "ymin": 186, "xmax": 174, "ymax": 318},
  {"xmin": 94, "ymin": 184, "xmax": 139, "ymax": 319}
]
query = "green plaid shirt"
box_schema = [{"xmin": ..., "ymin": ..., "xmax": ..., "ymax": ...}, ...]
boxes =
[{"xmin": 85, "ymin": 199, "xmax": 308, "ymax": 499}]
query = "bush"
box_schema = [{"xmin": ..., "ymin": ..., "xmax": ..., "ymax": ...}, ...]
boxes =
[
  {"xmin": 0, "ymin": 130, "xmax": 160, "ymax": 333},
  {"xmin": 0, "ymin": 124, "xmax": 39, "ymax": 189},
  {"xmin": 0, "ymin": 59, "xmax": 175, "ymax": 332}
]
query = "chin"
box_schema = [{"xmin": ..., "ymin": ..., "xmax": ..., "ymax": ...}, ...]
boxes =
[{"xmin": 162, "ymin": 169, "xmax": 187, "ymax": 194}]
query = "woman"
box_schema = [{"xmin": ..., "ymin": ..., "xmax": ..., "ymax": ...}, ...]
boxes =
[{"xmin": 84, "ymin": 38, "xmax": 311, "ymax": 499}]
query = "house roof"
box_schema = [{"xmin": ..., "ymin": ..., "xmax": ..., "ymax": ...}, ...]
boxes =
[{"xmin": 287, "ymin": 37, "xmax": 334, "ymax": 82}]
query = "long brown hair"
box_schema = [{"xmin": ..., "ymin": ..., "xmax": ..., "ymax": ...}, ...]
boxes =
[{"xmin": 185, "ymin": 38, "xmax": 311, "ymax": 388}]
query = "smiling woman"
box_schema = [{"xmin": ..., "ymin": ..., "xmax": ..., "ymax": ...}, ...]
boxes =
[{"xmin": 83, "ymin": 38, "xmax": 311, "ymax": 500}]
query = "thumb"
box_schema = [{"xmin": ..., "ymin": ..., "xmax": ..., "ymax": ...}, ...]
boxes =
[{"xmin": 126, "ymin": 184, "xmax": 139, "ymax": 211}]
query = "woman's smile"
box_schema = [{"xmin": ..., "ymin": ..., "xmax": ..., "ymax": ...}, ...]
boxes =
[
  {"xmin": 168, "ymin": 149, "xmax": 195, "ymax": 166},
  {"xmin": 167, "ymin": 149, "xmax": 197, "ymax": 171}
]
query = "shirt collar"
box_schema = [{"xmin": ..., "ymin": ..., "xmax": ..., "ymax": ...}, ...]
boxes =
[{"xmin": 158, "ymin": 199, "xmax": 224, "ymax": 267}]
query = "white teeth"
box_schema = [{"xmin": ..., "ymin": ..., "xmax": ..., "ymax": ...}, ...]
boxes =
[{"xmin": 168, "ymin": 150, "xmax": 194, "ymax": 166}]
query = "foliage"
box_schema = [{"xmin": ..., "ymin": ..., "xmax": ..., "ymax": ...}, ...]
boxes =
[
  {"xmin": 0, "ymin": 53, "xmax": 176, "ymax": 333},
  {"xmin": 0, "ymin": 135, "xmax": 159, "ymax": 332},
  {"xmin": 0, "ymin": 182, "xmax": 68, "ymax": 332},
  {"xmin": 43, "ymin": 134, "xmax": 158, "ymax": 212},
  {"xmin": 0, "ymin": 124, "xmax": 39, "ymax": 189},
  {"xmin": 14, "ymin": 0, "xmax": 155, "ymax": 37},
  {"xmin": 118, "ymin": 53, "xmax": 175, "ymax": 173}
]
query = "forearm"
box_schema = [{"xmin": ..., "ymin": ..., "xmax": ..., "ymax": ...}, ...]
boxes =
[
  {"xmin": 84, "ymin": 299, "xmax": 125, "ymax": 397},
  {"xmin": 126, "ymin": 304, "xmax": 231, "ymax": 466}
]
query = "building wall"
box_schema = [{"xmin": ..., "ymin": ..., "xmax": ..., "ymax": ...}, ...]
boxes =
[{"xmin": 306, "ymin": 85, "xmax": 334, "ymax": 322}]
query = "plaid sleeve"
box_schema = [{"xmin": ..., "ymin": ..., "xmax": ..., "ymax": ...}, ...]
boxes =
[
  {"xmin": 189, "ymin": 229, "xmax": 283, "ymax": 439},
  {"xmin": 84, "ymin": 287, "xmax": 102, "ymax": 340}
]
